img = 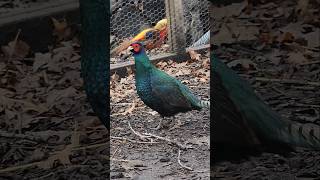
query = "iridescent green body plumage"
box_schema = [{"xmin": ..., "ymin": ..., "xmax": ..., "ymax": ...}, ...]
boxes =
[{"xmin": 131, "ymin": 42, "xmax": 209, "ymax": 117}]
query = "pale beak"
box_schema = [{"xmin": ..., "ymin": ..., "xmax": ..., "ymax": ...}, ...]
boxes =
[{"xmin": 127, "ymin": 46, "xmax": 134, "ymax": 54}]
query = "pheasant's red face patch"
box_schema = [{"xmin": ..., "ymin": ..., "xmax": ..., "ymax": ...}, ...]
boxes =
[{"xmin": 131, "ymin": 43, "xmax": 141, "ymax": 53}]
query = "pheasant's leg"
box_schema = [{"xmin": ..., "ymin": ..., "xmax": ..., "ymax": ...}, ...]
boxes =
[
  {"xmin": 152, "ymin": 117, "xmax": 174, "ymax": 130},
  {"xmin": 169, "ymin": 117, "xmax": 183, "ymax": 131}
]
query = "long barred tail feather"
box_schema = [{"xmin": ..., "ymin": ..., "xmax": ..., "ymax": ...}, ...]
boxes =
[
  {"xmin": 213, "ymin": 55, "xmax": 320, "ymax": 150},
  {"xmin": 199, "ymin": 100, "xmax": 210, "ymax": 108},
  {"xmin": 283, "ymin": 122, "xmax": 320, "ymax": 149}
]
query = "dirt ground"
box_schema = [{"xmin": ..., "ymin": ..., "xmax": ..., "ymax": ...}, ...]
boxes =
[
  {"xmin": 110, "ymin": 53, "xmax": 210, "ymax": 179},
  {"xmin": 211, "ymin": 0, "xmax": 320, "ymax": 179},
  {"xmin": 0, "ymin": 38, "xmax": 112, "ymax": 179}
]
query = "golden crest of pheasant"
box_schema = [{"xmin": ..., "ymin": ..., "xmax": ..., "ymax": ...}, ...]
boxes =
[{"xmin": 111, "ymin": 19, "xmax": 168, "ymax": 57}]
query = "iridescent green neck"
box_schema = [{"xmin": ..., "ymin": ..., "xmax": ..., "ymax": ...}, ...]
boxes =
[{"xmin": 134, "ymin": 51, "xmax": 153, "ymax": 79}]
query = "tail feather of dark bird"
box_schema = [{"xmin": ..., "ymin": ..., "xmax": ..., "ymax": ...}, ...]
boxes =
[{"xmin": 212, "ymin": 55, "xmax": 320, "ymax": 150}]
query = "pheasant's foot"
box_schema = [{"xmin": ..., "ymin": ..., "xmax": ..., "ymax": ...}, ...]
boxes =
[
  {"xmin": 151, "ymin": 118, "xmax": 163, "ymax": 130},
  {"xmin": 151, "ymin": 118, "xmax": 173, "ymax": 130},
  {"xmin": 168, "ymin": 119, "xmax": 182, "ymax": 131}
]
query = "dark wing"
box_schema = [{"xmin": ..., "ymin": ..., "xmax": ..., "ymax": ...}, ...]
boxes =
[
  {"xmin": 212, "ymin": 68, "xmax": 261, "ymax": 147},
  {"xmin": 150, "ymin": 70, "xmax": 193, "ymax": 110}
]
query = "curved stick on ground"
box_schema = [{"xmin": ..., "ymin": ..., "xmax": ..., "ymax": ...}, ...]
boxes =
[{"xmin": 178, "ymin": 149, "xmax": 193, "ymax": 171}]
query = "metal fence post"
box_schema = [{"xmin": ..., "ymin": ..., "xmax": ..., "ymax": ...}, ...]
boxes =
[{"xmin": 165, "ymin": 0, "xmax": 187, "ymax": 57}]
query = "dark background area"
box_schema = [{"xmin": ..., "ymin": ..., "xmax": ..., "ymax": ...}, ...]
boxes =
[{"xmin": 211, "ymin": 0, "xmax": 320, "ymax": 179}]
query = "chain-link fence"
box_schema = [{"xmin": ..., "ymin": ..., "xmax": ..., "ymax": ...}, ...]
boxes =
[{"xmin": 110, "ymin": 0, "xmax": 210, "ymax": 60}]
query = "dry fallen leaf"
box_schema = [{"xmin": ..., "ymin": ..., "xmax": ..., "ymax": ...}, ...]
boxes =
[
  {"xmin": 211, "ymin": 2, "xmax": 246, "ymax": 20},
  {"xmin": 1, "ymin": 40, "xmax": 30, "ymax": 59},
  {"xmin": 227, "ymin": 59, "xmax": 257, "ymax": 70},
  {"xmin": 303, "ymin": 30, "xmax": 320, "ymax": 48},
  {"xmin": 295, "ymin": 0, "xmax": 309, "ymax": 16},
  {"xmin": 112, "ymin": 101, "xmax": 137, "ymax": 116},
  {"xmin": 39, "ymin": 145, "xmax": 72, "ymax": 169},
  {"xmin": 189, "ymin": 136, "xmax": 210, "ymax": 146},
  {"xmin": 156, "ymin": 61, "xmax": 168, "ymax": 69},
  {"xmin": 111, "ymin": 73, "xmax": 120, "ymax": 82},
  {"xmin": 119, "ymin": 159, "xmax": 145, "ymax": 171},
  {"xmin": 280, "ymin": 22, "xmax": 304, "ymax": 40},
  {"xmin": 71, "ymin": 120, "xmax": 80, "ymax": 148},
  {"xmin": 51, "ymin": 17, "xmax": 67, "ymax": 32},
  {"xmin": 33, "ymin": 52, "xmax": 51, "ymax": 72},
  {"xmin": 236, "ymin": 26, "xmax": 259, "ymax": 41},
  {"xmin": 176, "ymin": 69, "xmax": 191, "ymax": 76},
  {"xmin": 287, "ymin": 52, "xmax": 308, "ymax": 64},
  {"xmin": 281, "ymin": 32, "xmax": 295, "ymax": 43},
  {"xmin": 173, "ymin": 61, "xmax": 187, "ymax": 69},
  {"xmin": 126, "ymin": 67, "xmax": 133, "ymax": 75},
  {"xmin": 202, "ymin": 58, "xmax": 210, "ymax": 69},
  {"xmin": 188, "ymin": 50, "xmax": 201, "ymax": 61},
  {"xmin": 46, "ymin": 87, "xmax": 78, "ymax": 108},
  {"xmin": 51, "ymin": 17, "xmax": 71, "ymax": 41},
  {"xmin": 213, "ymin": 24, "xmax": 235, "ymax": 45},
  {"xmin": 259, "ymin": 32, "xmax": 272, "ymax": 44}
]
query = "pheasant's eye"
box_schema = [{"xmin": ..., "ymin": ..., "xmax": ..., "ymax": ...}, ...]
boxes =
[{"xmin": 146, "ymin": 32, "xmax": 153, "ymax": 39}]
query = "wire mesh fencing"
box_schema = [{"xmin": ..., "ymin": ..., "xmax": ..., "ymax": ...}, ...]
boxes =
[{"xmin": 110, "ymin": 0, "xmax": 210, "ymax": 62}]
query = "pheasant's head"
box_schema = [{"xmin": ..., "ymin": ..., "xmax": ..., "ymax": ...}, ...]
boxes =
[{"xmin": 128, "ymin": 42, "xmax": 145, "ymax": 55}]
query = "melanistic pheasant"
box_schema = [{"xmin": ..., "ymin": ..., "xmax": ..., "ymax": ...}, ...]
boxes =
[{"xmin": 128, "ymin": 42, "xmax": 209, "ymax": 129}]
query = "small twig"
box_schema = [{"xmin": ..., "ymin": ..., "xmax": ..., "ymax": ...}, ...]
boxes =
[
  {"xmin": 127, "ymin": 121, "xmax": 188, "ymax": 149},
  {"xmin": 0, "ymin": 162, "xmax": 39, "ymax": 174},
  {"xmin": 111, "ymin": 136, "xmax": 159, "ymax": 144},
  {"xmin": 291, "ymin": 103, "xmax": 320, "ymax": 108},
  {"xmin": 177, "ymin": 149, "xmax": 193, "ymax": 171},
  {"xmin": 300, "ymin": 60, "xmax": 320, "ymax": 66},
  {"xmin": 72, "ymin": 142, "xmax": 109, "ymax": 151},
  {"xmin": 110, "ymin": 158, "xmax": 131, "ymax": 162},
  {"xmin": 8, "ymin": 29, "xmax": 21, "ymax": 60},
  {"xmin": 161, "ymin": 162, "xmax": 173, "ymax": 167},
  {"xmin": 291, "ymin": 86, "xmax": 316, "ymax": 91},
  {"xmin": 0, "ymin": 130, "xmax": 70, "ymax": 143},
  {"xmin": 255, "ymin": 77, "xmax": 320, "ymax": 86},
  {"xmin": 283, "ymin": 42, "xmax": 320, "ymax": 52},
  {"xmin": 128, "ymin": 120, "xmax": 151, "ymax": 139},
  {"xmin": 188, "ymin": 86, "xmax": 210, "ymax": 89},
  {"xmin": 271, "ymin": 87, "xmax": 286, "ymax": 96},
  {"xmin": 143, "ymin": 133, "xmax": 187, "ymax": 150},
  {"xmin": 112, "ymin": 103, "xmax": 135, "ymax": 106},
  {"xmin": 109, "ymin": 158, "xmax": 143, "ymax": 164},
  {"xmin": 111, "ymin": 145, "xmax": 121, "ymax": 159},
  {"xmin": 111, "ymin": 101, "xmax": 137, "ymax": 117}
]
